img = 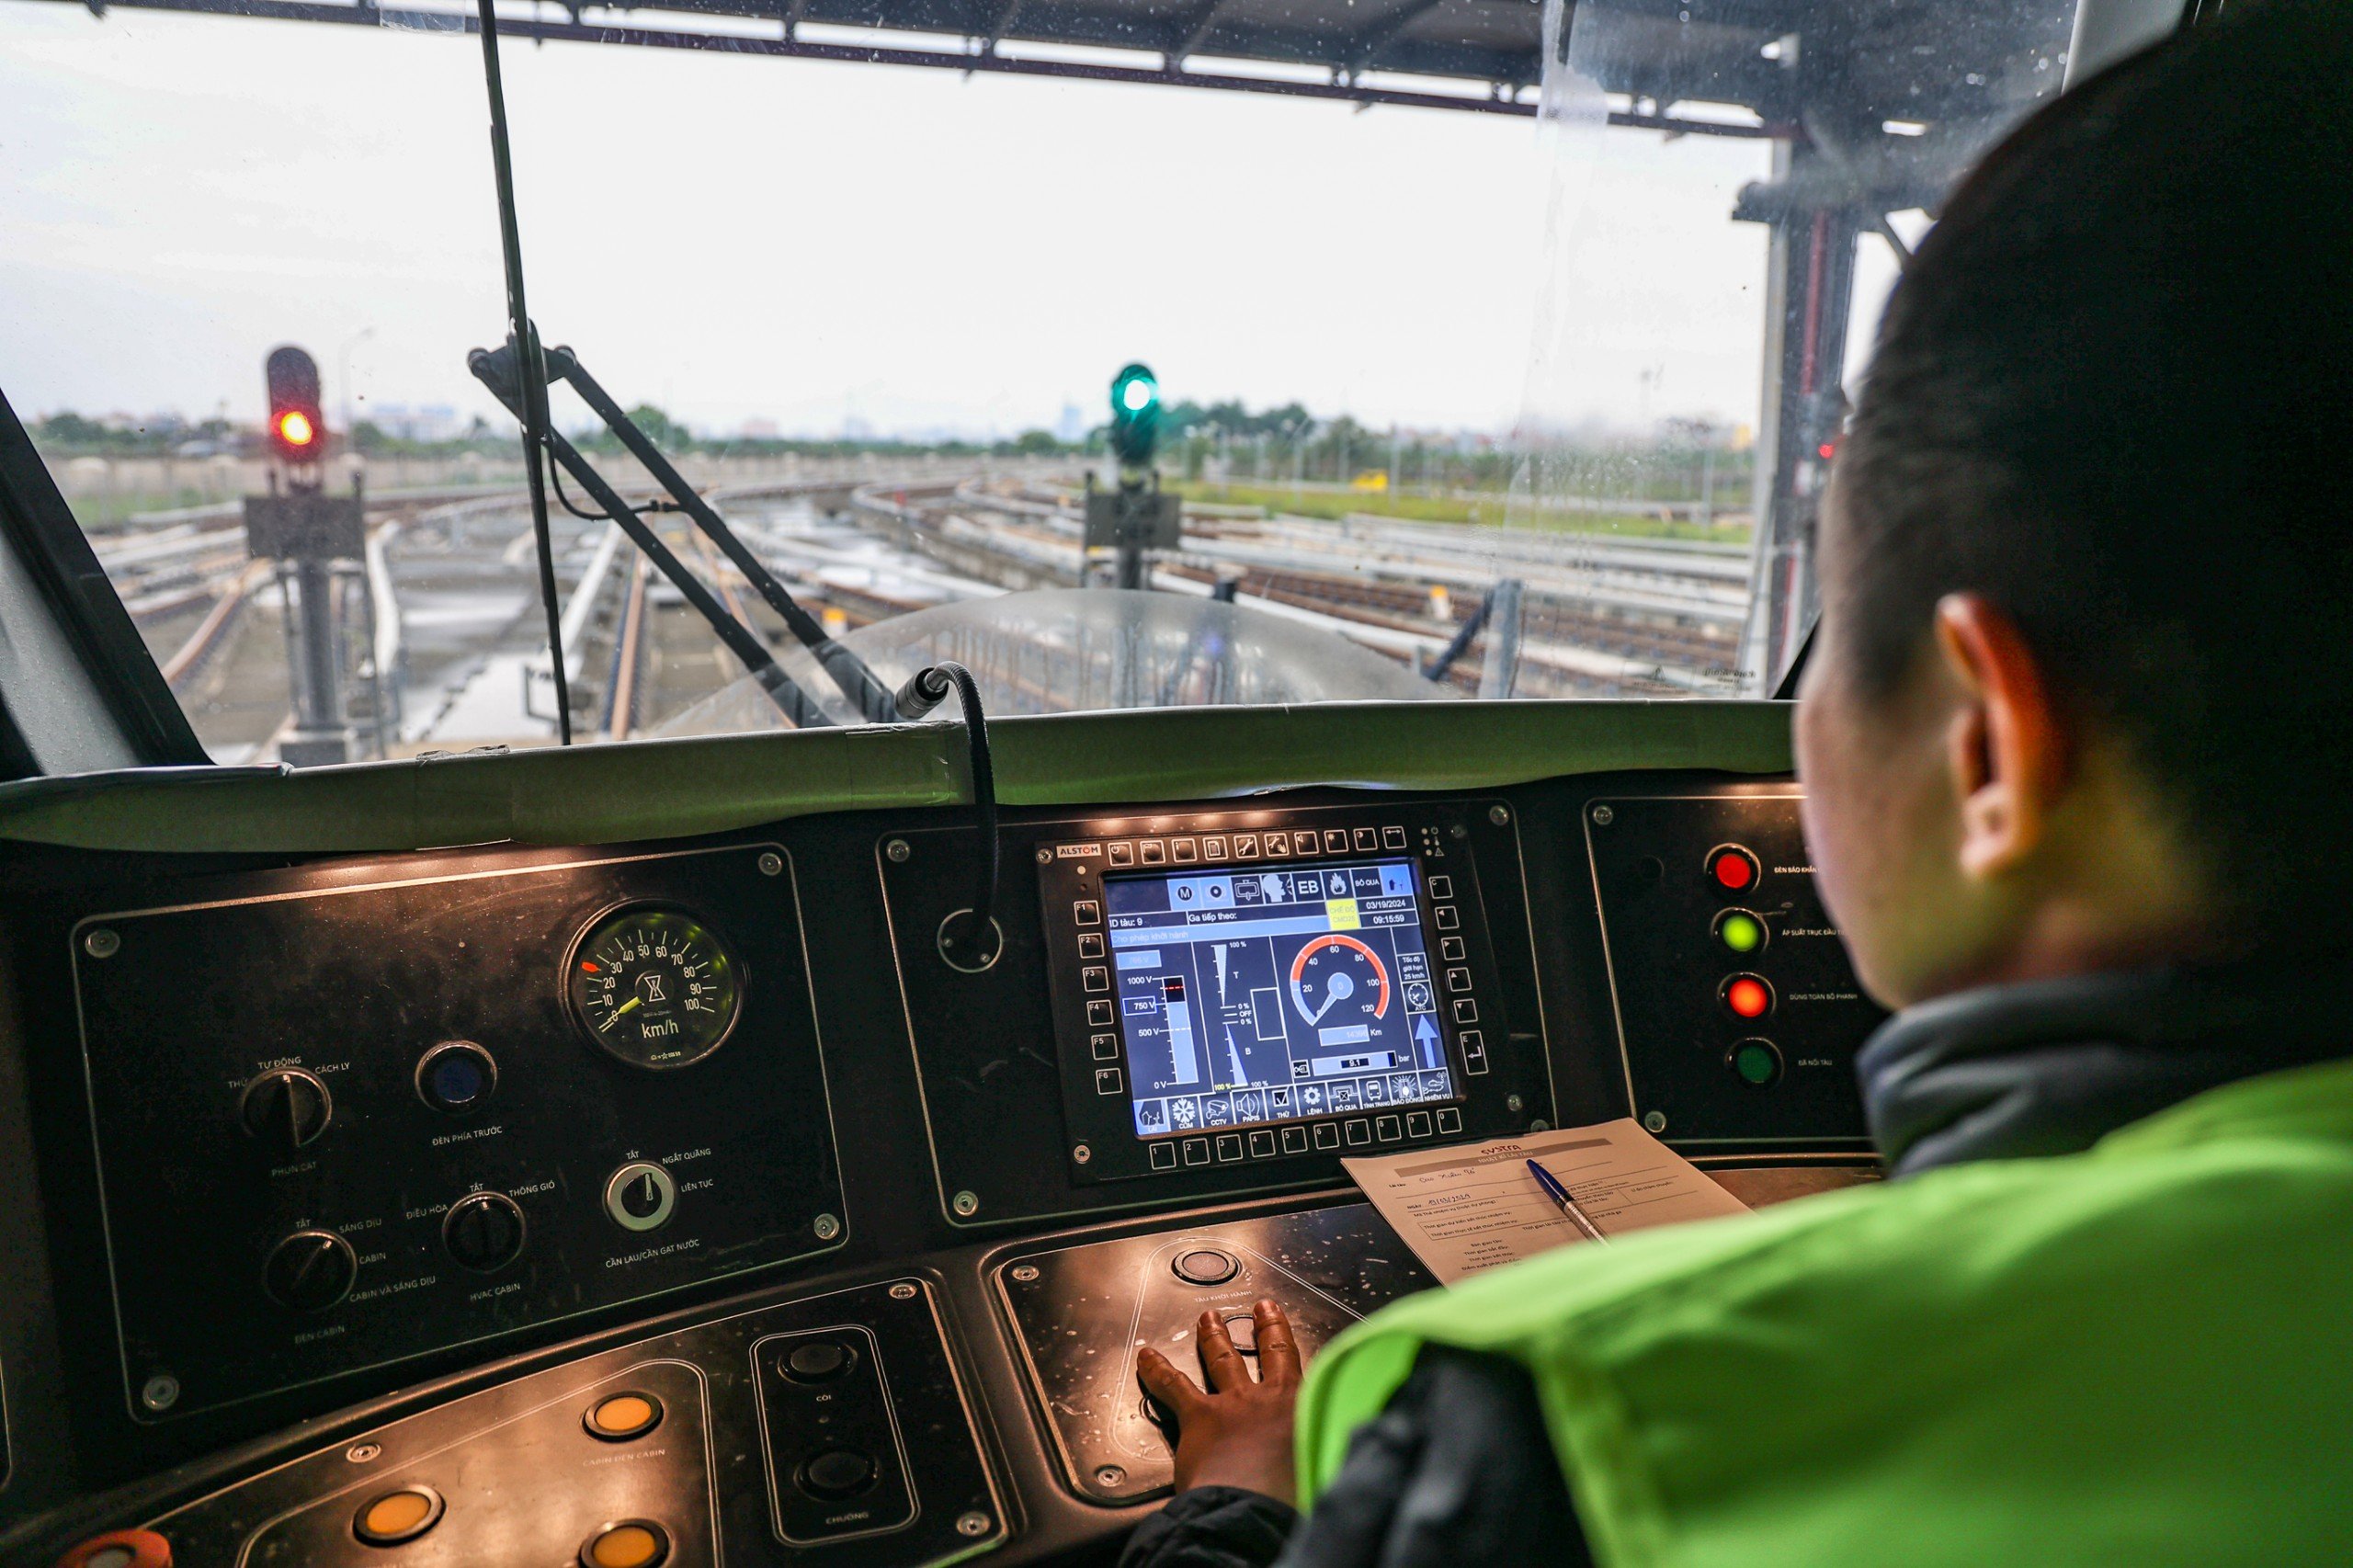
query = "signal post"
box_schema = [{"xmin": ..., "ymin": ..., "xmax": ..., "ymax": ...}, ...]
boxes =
[
  {"xmin": 1084, "ymin": 362, "xmax": 1181, "ymax": 590},
  {"xmin": 244, "ymin": 345, "xmax": 368, "ymax": 767}
]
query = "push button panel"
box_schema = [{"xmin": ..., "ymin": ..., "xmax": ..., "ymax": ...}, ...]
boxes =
[
  {"xmin": 752, "ymin": 1325, "xmax": 915, "ymax": 1544},
  {"xmin": 130, "ymin": 1279, "xmax": 1002, "ymax": 1566},
  {"xmin": 151, "ymin": 1359, "xmax": 716, "ymax": 1567}
]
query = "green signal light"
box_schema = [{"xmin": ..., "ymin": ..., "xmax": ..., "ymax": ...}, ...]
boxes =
[
  {"xmin": 1717, "ymin": 911, "xmax": 1765, "ymax": 954},
  {"xmin": 1108, "ymin": 361, "xmax": 1162, "ymax": 467}
]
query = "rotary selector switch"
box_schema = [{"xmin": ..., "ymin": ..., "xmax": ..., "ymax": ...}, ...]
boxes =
[
  {"xmin": 238, "ymin": 1068, "xmax": 332, "ymax": 1154},
  {"xmin": 604, "ymin": 1162, "xmax": 676, "ymax": 1233},
  {"xmin": 442, "ymin": 1191, "xmax": 528, "ymax": 1272},
  {"xmin": 263, "ymin": 1229, "xmax": 357, "ymax": 1312}
]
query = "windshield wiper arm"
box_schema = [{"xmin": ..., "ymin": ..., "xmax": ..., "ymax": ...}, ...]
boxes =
[
  {"xmin": 540, "ymin": 347, "xmax": 901, "ymax": 725},
  {"xmin": 470, "ymin": 340, "xmax": 836, "ymax": 729}
]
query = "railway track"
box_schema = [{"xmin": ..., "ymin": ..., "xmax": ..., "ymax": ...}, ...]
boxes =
[
  {"xmin": 870, "ymin": 476, "xmax": 1746, "ymax": 698},
  {"xmin": 87, "ymin": 463, "xmax": 1758, "ymax": 753}
]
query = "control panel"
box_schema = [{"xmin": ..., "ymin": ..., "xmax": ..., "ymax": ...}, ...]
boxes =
[
  {"xmin": 69, "ymin": 844, "xmax": 847, "ymax": 1422},
  {"xmin": 105, "ymin": 1278, "xmax": 1004, "ymax": 1566},
  {"xmin": 881, "ymin": 799, "xmax": 1554, "ymax": 1225},
  {"xmin": 995, "ymin": 1204, "xmax": 1436, "ymax": 1503},
  {"xmin": 1037, "ymin": 808, "xmax": 1530, "ymax": 1183},
  {"xmin": 1584, "ymin": 793, "xmax": 1883, "ymax": 1147}
]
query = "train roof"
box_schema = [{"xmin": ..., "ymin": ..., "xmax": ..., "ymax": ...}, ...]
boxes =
[{"xmin": 72, "ymin": 0, "xmax": 2075, "ymax": 141}]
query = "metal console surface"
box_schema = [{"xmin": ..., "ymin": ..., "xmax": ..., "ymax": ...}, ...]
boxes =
[
  {"xmin": 994, "ymin": 1203, "xmax": 1436, "ymax": 1504},
  {"xmin": 69, "ymin": 843, "xmax": 847, "ymax": 1423},
  {"xmin": 121, "ymin": 1278, "xmax": 1003, "ymax": 1567}
]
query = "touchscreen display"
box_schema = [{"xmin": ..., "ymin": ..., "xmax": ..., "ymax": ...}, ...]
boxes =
[{"xmin": 1105, "ymin": 858, "xmax": 1456, "ymax": 1139}]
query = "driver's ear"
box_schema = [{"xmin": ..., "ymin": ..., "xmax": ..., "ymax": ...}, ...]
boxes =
[{"xmin": 1934, "ymin": 594, "xmax": 2067, "ymax": 881}]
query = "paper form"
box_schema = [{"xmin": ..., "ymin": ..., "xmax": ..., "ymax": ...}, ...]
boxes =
[{"xmin": 1341, "ymin": 1119, "xmax": 1752, "ymax": 1285}]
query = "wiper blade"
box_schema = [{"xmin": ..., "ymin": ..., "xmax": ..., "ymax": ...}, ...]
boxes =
[
  {"xmin": 470, "ymin": 340, "xmax": 835, "ymax": 730},
  {"xmin": 543, "ymin": 347, "xmax": 901, "ymax": 725}
]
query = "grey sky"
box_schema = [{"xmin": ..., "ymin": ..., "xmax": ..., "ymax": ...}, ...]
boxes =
[{"xmin": 0, "ymin": 0, "xmax": 1872, "ymax": 439}]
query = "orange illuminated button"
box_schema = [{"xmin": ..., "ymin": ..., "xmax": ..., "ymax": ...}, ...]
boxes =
[
  {"xmin": 353, "ymin": 1486, "xmax": 444, "ymax": 1546},
  {"xmin": 1706, "ymin": 846, "xmax": 1760, "ymax": 892},
  {"xmin": 1722, "ymin": 974, "xmax": 1774, "ymax": 1019},
  {"xmin": 52, "ymin": 1530, "xmax": 172, "ymax": 1568},
  {"xmin": 585, "ymin": 1392, "xmax": 664, "ymax": 1441},
  {"xmin": 581, "ymin": 1521, "xmax": 670, "ymax": 1568}
]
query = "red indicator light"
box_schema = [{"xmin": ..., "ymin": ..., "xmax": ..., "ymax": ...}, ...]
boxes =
[
  {"xmin": 277, "ymin": 410, "xmax": 316, "ymax": 448},
  {"xmin": 1724, "ymin": 976, "xmax": 1772, "ymax": 1019},
  {"xmin": 1709, "ymin": 847, "xmax": 1756, "ymax": 891},
  {"xmin": 1816, "ymin": 441, "xmax": 1837, "ymax": 460}
]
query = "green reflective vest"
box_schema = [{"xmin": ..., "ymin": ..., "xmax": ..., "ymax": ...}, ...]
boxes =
[{"xmin": 1296, "ymin": 1058, "xmax": 2353, "ymax": 1566}]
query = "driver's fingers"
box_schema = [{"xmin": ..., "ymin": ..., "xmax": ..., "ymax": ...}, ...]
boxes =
[
  {"xmin": 1136, "ymin": 1346, "xmax": 1208, "ymax": 1417},
  {"xmin": 1254, "ymin": 1299, "xmax": 1302, "ymax": 1387},
  {"xmin": 1197, "ymin": 1309, "xmax": 1253, "ymax": 1392}
]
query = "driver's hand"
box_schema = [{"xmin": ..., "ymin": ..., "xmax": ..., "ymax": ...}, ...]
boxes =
[{"xmin": 1136, "ymin": 1300, "xmax": 1303, "ymax": 1506}]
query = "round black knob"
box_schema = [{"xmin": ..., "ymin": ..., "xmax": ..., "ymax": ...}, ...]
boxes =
[
  {"xmin": 263, "ymin": 1229, "xmax": 357, "ymax": 1312},
  {"xmin": 796, "ymin": 1447, "xmax": 877, "ymax": 1500},
  {"xmin": 620, "ymin": 1174, "xmax": 664, "ymax": 1219},
  {"xmin": 416, "ymin": 1041, "xmax": 498, "ymax": 1115},
  {"xmin": 442, "ymin": 1191, "xmax": 527, "ymax": 1272},
  {"xmin": 782, "ymin": 1339, "xmax": 852, "ymax": 1382},
  {"xmin": 1172, "ymin": 1248, "xmax": 1239, "ymax": 1287},
  {"xmin": 239, "ymin": 1069, "xmax": 332, "ymax": 1153}
]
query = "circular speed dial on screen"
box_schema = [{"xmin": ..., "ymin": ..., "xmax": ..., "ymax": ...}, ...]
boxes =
[
  {"xmin": 1289, "ymin": 934, "xmax": 1392, "ymax": 1027},
  {"xmin": 567, "ymin": 907, "xmax": 744, "ymax": 1069}
]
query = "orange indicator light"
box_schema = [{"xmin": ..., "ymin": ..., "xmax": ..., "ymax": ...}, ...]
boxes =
[{"xmin": 277, "ymin": 410, "xmax": 315, "ymax": 447}]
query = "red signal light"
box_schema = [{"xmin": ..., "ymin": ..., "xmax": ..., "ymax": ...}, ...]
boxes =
[
  {"xmin": 1707, "ymin": 846, "xmax": 1759, "ymax": 892},
  {"xmin": 265, "ymin": 344, "xmax": 326, "ymax": 464},
  {"xmin": 1723, "ymin": 975, "xmax": 1773, "ymax": 1019},
  {"xmin": 1816, "ymin": 442, "xmax": 1836, "ymax": 460}
]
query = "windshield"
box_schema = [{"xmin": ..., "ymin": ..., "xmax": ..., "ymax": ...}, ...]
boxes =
[{"xmin": 1, "ymin": 0, "xmax": 2075, "ymax": 762}]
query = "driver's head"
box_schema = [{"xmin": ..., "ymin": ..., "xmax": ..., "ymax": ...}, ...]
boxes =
[{"xmin": 1794, "ymin": 0, "xmax": 2353, "ymax": 1008}]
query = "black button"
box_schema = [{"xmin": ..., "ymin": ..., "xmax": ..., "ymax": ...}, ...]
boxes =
[
  {"xmin": 782, "ymin": 1338, "xmax": 854, "ymax": 1382},
  {"xmin": 442, "ymin": 1191, "xmax": 527, "ymax": 1272},
  {"xmin": 797, "ymin": 1447, "xmax": 877, "ymax": 1500},
  {"xmin": 416, "ymin": 1040, "xmax": 498, "ymax": 1114},
  {"xmin": 1173, "ymin": 1248, "xmax": 1240, "ymax": 1286}
]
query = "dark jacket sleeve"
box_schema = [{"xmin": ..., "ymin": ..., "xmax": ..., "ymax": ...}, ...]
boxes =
[{"xmin": 1118, "ymin": 1348, "xmax": 1593, "ymax": 1568}]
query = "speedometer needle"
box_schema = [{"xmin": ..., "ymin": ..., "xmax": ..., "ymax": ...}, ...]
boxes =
[{"xmin": 603, "ymin": 997, "xmax": 642, "ymax": 1030}]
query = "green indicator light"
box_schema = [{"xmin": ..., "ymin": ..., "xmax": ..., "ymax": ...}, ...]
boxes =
[
  {"xmin": 1718, "ymin": 911, "xmax": 1764, "ymax": 954},
  {"xmin": 1733, "ymin": 1041, "xmax": 1781, "ymax": 1085}
]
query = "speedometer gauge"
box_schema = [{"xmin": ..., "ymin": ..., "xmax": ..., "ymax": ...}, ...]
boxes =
[{"xmin": 567, "ymin": 906, "xmax": 744, "ymax": 1070}]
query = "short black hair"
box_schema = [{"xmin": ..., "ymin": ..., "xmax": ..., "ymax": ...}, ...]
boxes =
[{"xmin": 1836, "ymin": 0, "xmax": 2353, "ymax": 921}]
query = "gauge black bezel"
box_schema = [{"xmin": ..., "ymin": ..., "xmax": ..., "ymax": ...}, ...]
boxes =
[{"xmin": 562, "ymin": 901, "xmax": 747, "ymax": 1071}]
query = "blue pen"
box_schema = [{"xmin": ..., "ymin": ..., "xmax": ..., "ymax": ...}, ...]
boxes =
[{"xmin": 1527, "ymin": 1158, "xmax": 1606, "ymax": 1242}]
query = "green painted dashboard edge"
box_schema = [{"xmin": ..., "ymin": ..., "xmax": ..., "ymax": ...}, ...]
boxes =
[{"xmin": 0, "ymin": 699, "xmax": 1794, "ymax": 854}]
